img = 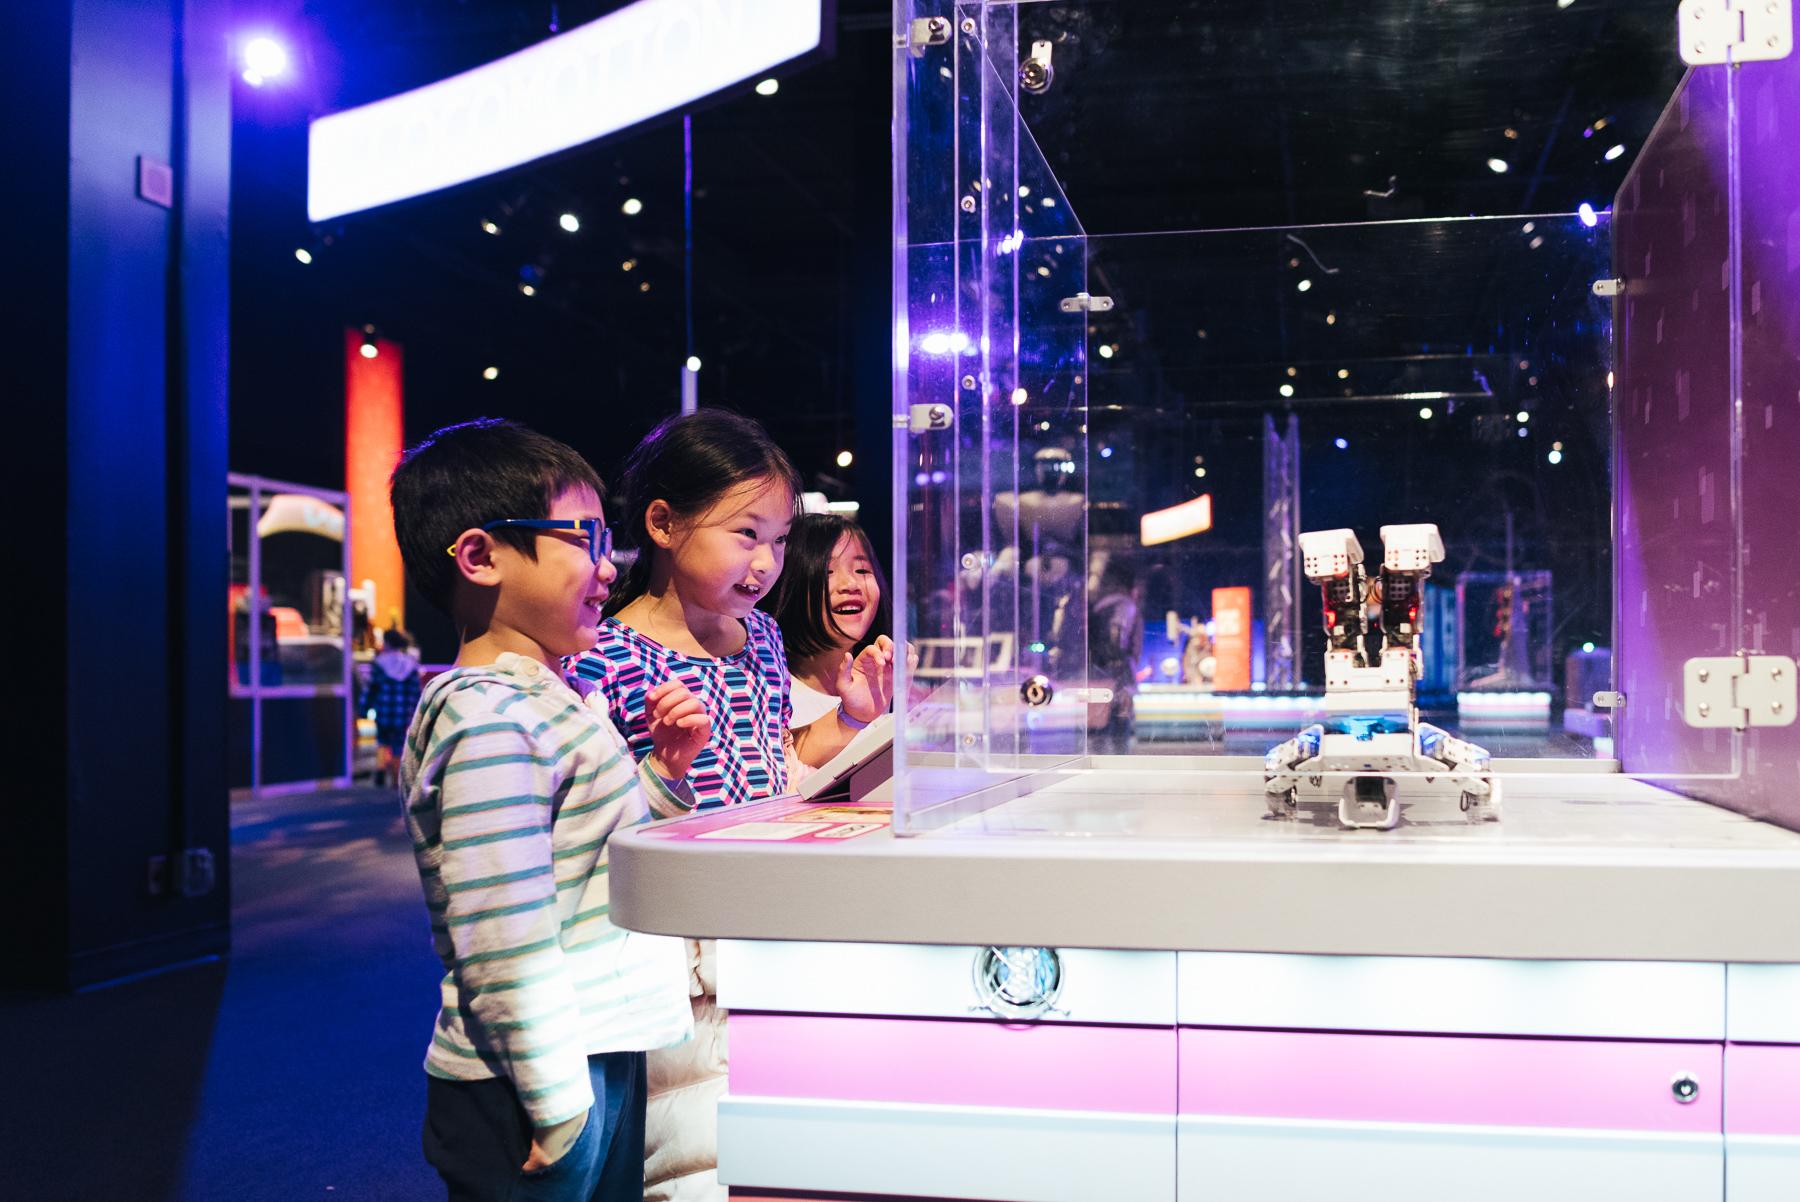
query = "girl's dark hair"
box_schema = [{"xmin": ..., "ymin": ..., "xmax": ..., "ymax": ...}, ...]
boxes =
[
  {"xmin": 390, "ymin": 418, "xmax": 605, "ymax": 613},
  {"xmin": 605, "ymin": 409, "xmax": 803, "ymax": 616},
  {"xmin": 762, "ymin": 513, "xmax": 892, "ymax": 662}
]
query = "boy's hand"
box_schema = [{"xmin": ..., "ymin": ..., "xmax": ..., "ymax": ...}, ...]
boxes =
[
  {"xmin": 644, "ymin": 679, "xmax": 711, "ymax": 782},
  {"xmin": 522, "ymin": 1110, "xmax": 588, "ymax": 1172},
  {"xmin": 838, "ymin": 636, "xmax": 895, "ymax": 727}
]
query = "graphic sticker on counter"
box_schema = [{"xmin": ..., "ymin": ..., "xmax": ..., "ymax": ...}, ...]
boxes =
[{"xmin": 638, "ymin": 795, "xmax": 892, "ymax": 843}]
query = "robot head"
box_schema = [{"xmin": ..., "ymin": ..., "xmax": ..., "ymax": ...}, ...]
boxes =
[{"xmin": 1034, "ymin": 445, "xmax": 1074, "ymax": 492}]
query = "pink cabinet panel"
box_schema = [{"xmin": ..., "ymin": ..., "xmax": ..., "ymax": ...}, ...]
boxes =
[
  {"xmin": 1726, "ymin": 1044, "xmax": 1800, "ymax": 1135},
  {"xmin": 730, "ymin": 1014, "xmax": 1177, "ymax": 1114},
  {"xmin": 1179, "ymin": 1028, "xmax": 1721, "ymax": 1133}
]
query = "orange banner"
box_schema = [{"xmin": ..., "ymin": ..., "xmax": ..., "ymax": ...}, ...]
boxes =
[
  {"xmin": 345, "ymin": 328, "xmax": 405, "ymax": 632},
  {"xmin": 1211, "ymin": 586, "xmax": 1253, "ymax": 692}
]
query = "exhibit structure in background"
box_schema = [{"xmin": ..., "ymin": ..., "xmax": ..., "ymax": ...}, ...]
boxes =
[{"xmin": 2, "ymin": 0, "xmax": 232, "ymax": 989}]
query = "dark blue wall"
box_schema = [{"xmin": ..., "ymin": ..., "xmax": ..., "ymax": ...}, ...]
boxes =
[{"xmin": 2, "ymin": 0, "xmax": 231, "ymax": 990}]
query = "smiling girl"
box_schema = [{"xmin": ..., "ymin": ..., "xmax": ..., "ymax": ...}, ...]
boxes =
[
  {"xmin": 567, "ymin": 410, "xmax": 892, "ymax": 811},
  {"xmin": 762, "ymin": 513, "xmax": 894, "ymax": 737}
]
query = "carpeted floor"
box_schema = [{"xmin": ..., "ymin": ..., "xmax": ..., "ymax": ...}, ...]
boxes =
[{"xmin": 2, "ymin": 786, "xmax": 447, "ymax": 1201}]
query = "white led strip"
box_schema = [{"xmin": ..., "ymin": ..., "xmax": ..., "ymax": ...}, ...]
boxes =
[{"xmin": 308, "ymin": 0, "xmax": 822, "ymax": 221}]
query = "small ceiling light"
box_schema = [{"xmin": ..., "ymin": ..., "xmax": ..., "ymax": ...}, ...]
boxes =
[
  {"xmin": 1578, "ymin": 203, "xmax": 1599, "ymax": 226},
  {"xmin": 1097, "ymin": 344, "xmax": 1114, "ymax": 359},
  {"xmin": 1337, "ymin": 369, "xmax": 1348, "ymax": 378},
  {"xmin": 1419, "ymin": 407, "xmax": 1434, "ymax": 419},
  {"xmin": 1279, "ymin": 384, "xmax": 1294, "ymax": 397},
  {"xmin": 241, "ymin": 36, "xmax": 288, "ymax": 86},
  {"xmin": 1607, "ymin": 372, "xmax": 1614, "ymax": 388},
  {"xmin": 294, "ymin": 248, "xmax": 312, "ymax": 264},
  {"xmin": 1553, "ymin": 441, "xmax": 1564, "ymax": 450},
  {"xmin": 1558, "ymin": 0, "xmax": 1575, "ymax": 8},
  {"xmin": 1517, "ymin": 427, "xmax": 1528, "ymax": 438},
  {"xmin": 1011, "ymin": 388, "xmax": 1028, "ymax": 405},
  {"xmin": 1582, "ymin": 642, "xmax": 1595, "ymax": 653},
  {"xmin": 755, "ymin": 77, "xmax": 780, "ymax": 96},
  {"xmin": 621, "ymin": 259, "xmax": 636, "ymax": 271},
  {"xmin": 1194, "ymin": 467, "xmax": 1207, "ymax": 478},
  {"xmin": 1287, "ymin": 367, "xmax": 1297, "ymax": 376},
  {"xmin": 359, "ymin": 341, "xmax": 378, "ymax": 359},
  {"xmin": 559, "ymin": 213, "xmax": 580, "ymax": 232},
  {"xmin": 483, "ymin": 366, "xmax": 499, "ymax": 380},
  {"xmin": 686, "ymin": 355, "xmax": 701, "ymax": 372},
  {"xmin": 1487, "ymin": 158, "xmax": 1510, "ymax": 173},
  {"xmin": 482, "ymin": 220, "xmax": 501, "ymax": 235},
  {"xmin": 520, "ymin": 284, "xmax": 536, "ymax": 296},
  {"xmin": 1326, "ymin": 312, "xmax": 1337, "ymax": 325},
  {"xmin": 1100, "ymin": 446, "xmax": 1113, "ymax": 458},
  {"xmin": 1517, "ymin": 410, "xmax": 1530, "ymax": 422},
  {"xmin": 1504, "ymin": 127, "xmax": 1519, "ymax": 139},
  {"xmin": 1038, "ymin": 421, "xmax": 1051, "ymax": 432},
  {"xmin": 1334, "ymin": 437, "xmax": 1348, "ymax": 449},
  {"xmin": 1019, "ymin": 186, "xmax": 1032, "ymax": 197},
  {"xmin": 836, "ymin": 450, "xmax": 853, "ymax": 467},
  {"xmin": 639, "ymin": 282, "xmax": 650, "ymax": 292},
  {"xmin": 1297, "ymin": 278, "xmax": 1313, "ymax": 292},
  {"xmin": 1604, "ymin": 144, "xmax": 1626, "ymax": 161},
  {"xmin": 621, "ymin": 198, "xmax": 643, "ymax": 215},
  {"xmin": 1548, "ymin": 450, "xmax": 1563, "ymax": 463}
]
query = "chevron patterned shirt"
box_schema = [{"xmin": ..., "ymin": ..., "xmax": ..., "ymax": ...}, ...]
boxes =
[
  {"xmin": 400, "ymin": 652, "xmax": 695, "ymax": 1127},
  {"xmin": 568, "ymin": 609, "xmax": 792, "ymax": 810}
]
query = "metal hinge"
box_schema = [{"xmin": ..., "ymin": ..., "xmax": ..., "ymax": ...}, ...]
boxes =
[
  {"xmin": 1679, "ymin": 0, "xmax": 1792, "ymax": 65},
  {"xmin": 901, "ymin": 16, "xmax": 951, "ymax": 57},
  {"xmin": 1683, "ymin": 655, "xmax": 1798, "ymax": 728},
  {"xmin": 1593, "ymin": 690, "xmax": 1626, "ymax": 709},
  {"xmin": 1592, "ymin": 279, "xmax": 1624, "ymax": 297},
  {"xmin": 1059, "ymin": 292, "xmax": 1114, "ymax": 313},
  {"xmin": 908, "ymin": 403, "xmax": 953, "ymax": 433}
]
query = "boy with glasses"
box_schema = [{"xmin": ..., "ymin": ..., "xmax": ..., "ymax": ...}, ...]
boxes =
[{"xmin": 390, "ymin": 418, "xmax": 711, "ymax": 1201}]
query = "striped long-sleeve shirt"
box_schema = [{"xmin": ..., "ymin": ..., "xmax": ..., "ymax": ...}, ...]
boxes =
[{"xmin": 401, "ymin": 651, "xmax": 695, "ymax": 1127}]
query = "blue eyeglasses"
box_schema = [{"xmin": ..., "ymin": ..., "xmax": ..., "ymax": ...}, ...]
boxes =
[{"xmin": 447, "ymin": 519, "xmax": 612, "ymax": 564}]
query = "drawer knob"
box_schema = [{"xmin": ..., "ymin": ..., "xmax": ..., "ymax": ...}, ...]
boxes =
[{"xmin": 1671, "ymin": 1073, "xmax": 1701, "ymax": 1104}]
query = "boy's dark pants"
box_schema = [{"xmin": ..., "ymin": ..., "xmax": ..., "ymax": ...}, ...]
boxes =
[{"xmin": 423, "ymin": 1051, "xmax": 646, "ymax": 1202}]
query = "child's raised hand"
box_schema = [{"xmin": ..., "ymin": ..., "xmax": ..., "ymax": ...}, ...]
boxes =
[
  {"xmin": 837, "ymin": 635, "xmax": 895, "ymax": 727},
  {"xmin": 644, "ymin": 679, "xmax": 711, "ymax": 782}
]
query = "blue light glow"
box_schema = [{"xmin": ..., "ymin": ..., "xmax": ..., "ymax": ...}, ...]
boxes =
[
  {"xmin": 1334, "ymin": 437, "xmax": 1348, "ymax": 449},
  {"xmin": 242, "ymin": 36, "xmax": 289, "ymax": 86}
]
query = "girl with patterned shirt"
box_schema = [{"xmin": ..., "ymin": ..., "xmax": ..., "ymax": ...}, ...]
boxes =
[{"xmin": 567, "ymin": 409, "xmax": 893, "ymax": 811}]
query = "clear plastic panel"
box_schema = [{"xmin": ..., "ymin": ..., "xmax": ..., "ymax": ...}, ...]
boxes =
[{"xmin": 893, "ymin": 2, "xmax": 1787, "ymax": 836}]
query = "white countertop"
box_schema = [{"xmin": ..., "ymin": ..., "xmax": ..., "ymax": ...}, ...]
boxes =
[{"xmin": 611, "ymin": 762, "xmax": 1800, "ymax": 962}]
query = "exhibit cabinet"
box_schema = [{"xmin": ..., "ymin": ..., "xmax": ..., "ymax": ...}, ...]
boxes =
[{"xmin": 612, "ymin": 3, "xmax": 1800, "ymax": 1199}]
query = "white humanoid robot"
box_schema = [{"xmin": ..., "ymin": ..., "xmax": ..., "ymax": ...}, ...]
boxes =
[{"xmin": 1264, "ymin": 524, "xmax": 1501, "ymax": 830}]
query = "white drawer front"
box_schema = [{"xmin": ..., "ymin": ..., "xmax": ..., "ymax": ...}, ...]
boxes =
[
  {"xmin": 718, "ymin": 940, "xmax": 1176, "ymax": 1025},
  {"xmin": 1178, "ymin": 1116, "xmax": 1720, "ymax": 1202},
  {"xmin": 1178, "ymin": 952, "xmax": 1723, "ymax": 1039},
  {"xmin": 1726, "ymin": 1135, "xmax": 1800, "ymax": 1201},
  {"xmin": 1727, "ymin": 964, "xmax": 1800, "ymax": 1043},
  {"xmin": 720, "ymin": 1096, "xmax": 1175, "ymax": 1202}
]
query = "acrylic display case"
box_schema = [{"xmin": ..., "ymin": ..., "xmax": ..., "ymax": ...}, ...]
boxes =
[{"xmin": 889, "ymin": 0, "xmax": 1800, "ymax": 838}]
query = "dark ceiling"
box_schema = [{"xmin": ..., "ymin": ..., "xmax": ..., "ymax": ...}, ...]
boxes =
[{"xmin": 228, "ymin": 0, "xmax": 1687, "ymax": 658}]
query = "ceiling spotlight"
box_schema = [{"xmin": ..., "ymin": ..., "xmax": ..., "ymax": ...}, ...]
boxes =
[
  {"xmin": 755, "ymin": 78, "xmax": 780, "ymax": 96},
  {"xmin": 1419, "ymin": 407, "xmax": 1433, "ymax": 419},
  {"xmin": 1325, "ymin": 312, "xmax": 1337, "ymax": 325},
  {"xmin": 359, "ymin": 341, "xmax": 378, "ymax": 359},
  {"xmin": 1279, "ymin": 384, "xmax": 1294, "ymax": 397},
  {"xmin": 836, "ymin": 450, "xmax": 854, "ymax": 468},
  {"xmin": 294, "ymin": 248, "xmax": 312, "ymax": 264},
  {"xmin": 1297, "ymin": 278, "xmax": 1312, "ymax": 292},
  {"xmin": 1517, "ymin": 410, "xmax": 1531, "ymax": 422},
  {"xmin": 1100, "ymin": 446, "xmax": 1113, "ymax": 458},
  {"xmin": 1487, "ymin": 158, "xmax": 1510, "ymax": 174},
  {"xmin": 621, "ymin": 258, "xmax": 636, "ymax": 271},
  {"xmin": 1604, "ymin": 144, "xmax": 1626, "ymax": 161},
  {"xmin": 621, "ymin": 198, "xmax": 643, "ymax": 215},
  {"xmin": 241, "ymin": 36, "xmax": 288, "ymax": 86},
  {"xmin": 1578, "ymin": 203, "xmax": 1599, "ymax": 226},
  {"xmin": 686, "ymin": 355, "xmax": 701, "ymax": 372},
  {"xmin": 1011, "ymin": 388, "xmax": 1028, "ymax": 405},
  {"xmin": 481, "ymin": 219, "xmax": 501, "ymax": 235},
  {"xmin": 1548, "ymin": 449, "xmax": 1564, "ymax": 464},
  {"xmin": 483, "ymin": 366, "xmax": 499, "ymax": 380},
  {"xmin": 559, "ymin": 213, "xmax": 580, "ymax": 232},
  {"xmin": 1558, "ymin": 0, "xmax": 1574, "ymax": 7},
  {"xmin": 1097, "ymin": 344, "xmax": 1114, "ymax": 359},
  {"xmin": 1517, "ymin": 427, "xmax": 1528, "ymax": 438},
  {"xmin": 1334, "ymin": 437, "xmax": 1349, "ymax": 449},
  {"xmin": 520, "ymin": 284, "xmax": 536, "ymax": 296},
  {"xmin": 1337, "ymin": 368, "xmax": 1348, "ymax": 379}
]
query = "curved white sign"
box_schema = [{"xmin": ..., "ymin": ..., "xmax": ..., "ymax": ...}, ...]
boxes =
[{"xmin": 308, "ymin": 0, "xmax": 824, "ymax": 221}]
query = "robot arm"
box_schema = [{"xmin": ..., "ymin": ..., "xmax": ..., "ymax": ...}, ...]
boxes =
[{"xmin": 1298, "ymin": 529, "xmax": 1368, "ymax": 660}]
